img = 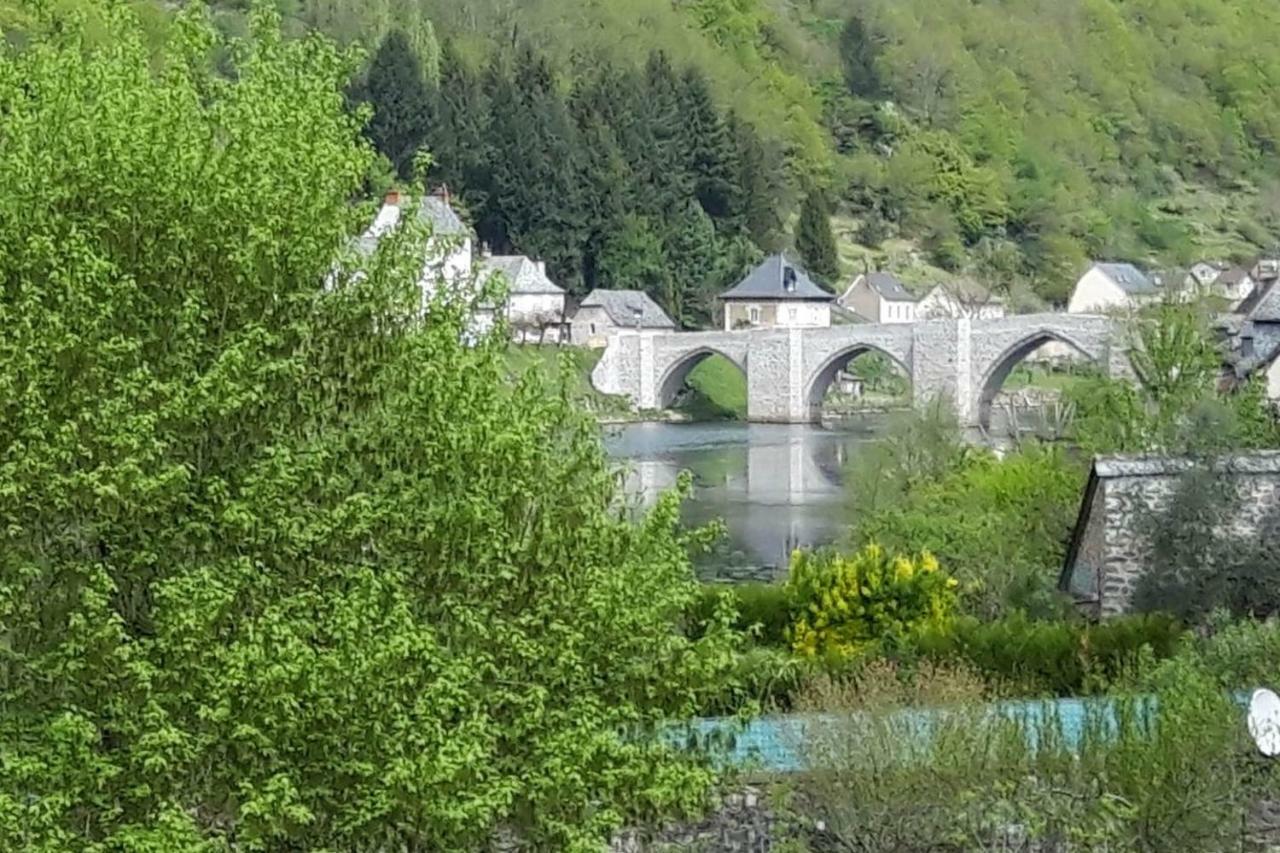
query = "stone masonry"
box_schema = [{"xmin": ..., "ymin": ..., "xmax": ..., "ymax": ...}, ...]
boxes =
[{"xmin": 590, "ymin": 314, "xmax": 1127, "ymax": 428}]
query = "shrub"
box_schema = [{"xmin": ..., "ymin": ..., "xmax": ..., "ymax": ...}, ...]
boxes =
[
  {"xmin": 785, "ymin": 545, "xmax": 958, "ymax": 660},
  {"xmin": 688, "ymin": 582, "xmax": 790, "ymax": 646},
  {"xmin": 910, "ymin": 612, "xmax": 1185, "ymax": 695}
]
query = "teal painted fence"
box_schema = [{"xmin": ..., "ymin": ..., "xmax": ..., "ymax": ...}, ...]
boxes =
[{"xmin": 673, "ymin": 692, "xmax": 1252, "ymax": 772}]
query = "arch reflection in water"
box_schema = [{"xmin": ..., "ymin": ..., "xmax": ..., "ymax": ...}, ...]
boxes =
[{"xmin": 605, "ymin": 421, "xmax": 884, "ymax": 582}]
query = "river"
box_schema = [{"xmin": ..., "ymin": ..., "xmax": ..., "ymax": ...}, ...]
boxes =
[{"xmin": 603, "ymin": 418, "xmax": 896, "ymax": 583}]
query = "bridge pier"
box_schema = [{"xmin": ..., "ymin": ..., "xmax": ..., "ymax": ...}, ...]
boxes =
[{"xmin": 590, "ymin": 315, "xmax": 1127, "ymax": 428}]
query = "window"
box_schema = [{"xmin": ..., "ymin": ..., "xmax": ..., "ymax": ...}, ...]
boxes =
[
  {"xmin": 788, "ymin": 306, "xmax": 798, "ymax": 323},
  {"xmin": 748, "ymin": 305, "xmax": 761, "ymax": 324}
]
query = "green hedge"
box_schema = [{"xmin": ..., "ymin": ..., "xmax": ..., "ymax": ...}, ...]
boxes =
[
  {"xmin": 908, "ymin": 612, "xmax": 1186, "ymax": 695},
  {"xmin": 688, "ymin": 582, "xmax": 790, "ymax": 646}
]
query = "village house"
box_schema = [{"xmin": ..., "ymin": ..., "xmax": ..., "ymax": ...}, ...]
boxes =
[
  {"xmin": 720, "ymin": 254, "xmax": 834, "ymax": 330},
  {"xmin": 1066, "ymin": 262, "xmax": 1159, "ymax": 314},
  {"xmin": 478, "ymin": 254, "xmax": 566, "ymax": 343},
  {"xmin": 837, "ymin": 271, "xmax": 919, "ymax": 324},
  {"xmin": 1187, "ymin": 259, "xmax": 1230, "ymax": 289},
  {"xmin": 570, "ymin": 289, "xmax": 676, "ymax": 348},
  {"xmin": 1060, "ymin": 452, "xmax": 1280, "ymax": 618},
  {"xmin": 916, "ymin": 281, "xmax": 1006, "ymax": 320},
  {"xmin": 1229, "ymin": 278, "xmax": 1280, "ymax": 399}
]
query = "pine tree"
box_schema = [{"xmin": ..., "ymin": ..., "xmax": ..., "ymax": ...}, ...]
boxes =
[
  {"xmin": 795, "ymin": 188, "xmax": 841, "ymax": 284},
  {"xmin": 730, "ymin": 113, "xmax": 785, "ymax": 251},
  {"xmin": 359, "ymin": 29, "xmax": 432, "ymax": 178},
  {"xmin": 677, "ymin": 68, "xmax": 741, "ymax": 226}
]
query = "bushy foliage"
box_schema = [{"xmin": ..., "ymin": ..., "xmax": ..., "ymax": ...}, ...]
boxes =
[
  {"xmin": 791, "ymin": 652, "xmax": 1280, "ymax": 852},
  {"xmin": 0, "ymin": 8, "xmax": 739, "ymax": 850},
  {"xmin": 785, "ymin": 545, "xmax": 958, "ymax": 660},
  {"xmin": 910, "ymin": 612, "xmax": 1185, "ymax": 696},
  {"xmin": 853, "ymin": 439, "xmax": 1086, "ymax": 620},
  {"xmin": 690, "ymin": 582, "xmax": 790, "ymax": 646},
  {"xmin": 794, "ymin": 187, "xmax": 839, "ymax": 284}
]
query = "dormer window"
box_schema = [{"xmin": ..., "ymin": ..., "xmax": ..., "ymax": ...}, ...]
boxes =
[{"xmin": 783, "ymin": 267, "xmax": 797, "ymax": 292}]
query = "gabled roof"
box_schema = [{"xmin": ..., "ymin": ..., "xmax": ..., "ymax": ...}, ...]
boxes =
[
  {"xmin": 478, "ymin": 256, "xmax": 564, "ymax": 295},
  {"xmin": 577, "ymin": 289, "xmax": 676, "ymax": 329},
  {"xmin": 1092, "ymin": 262, "xmax": 1158, "ymax": 295},
  {"xmin": 720, "ymin": 254, "xmax": 833, "ymax": 302},
  {"xmin": 1248, "ymin": 279, "xmax": 1280, "ymax": 323},
  {"xmin": 1219, "ymin": 265, "xmax": 1254, "ymax": 286},
  {"xmin": 417, "ymin": 195, "xmax": 469, "ymax": 238}
]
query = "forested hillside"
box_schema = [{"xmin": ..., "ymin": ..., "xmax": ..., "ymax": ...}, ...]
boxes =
[{"xmin": 13, "ymin": 0, "xmax": 1280, "ymax": 308}]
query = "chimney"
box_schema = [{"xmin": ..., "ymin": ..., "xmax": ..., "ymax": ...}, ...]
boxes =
[
  {"xmin": 384, "ymin": 187, "xmax": 401, "ymax": 206},
  {"xmin": 536, "ymin": 260, "xmax": 546, "ymax": 276}
]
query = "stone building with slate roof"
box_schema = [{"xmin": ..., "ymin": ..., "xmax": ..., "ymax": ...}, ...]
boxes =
[
  {"xmin": 837, "ymin": 271, "xmax": 919, "ymax": 324},
  {"xmin": 1067, "ymin": 262, "xmax": 1160, "ymax": 314},
  {"xmin": 720, "ymin": 254, "xmax": 834, "ymax": 330},
  {"xmin": 1060, "ymin": 452, "xmax": 1280, "ymax": 618},
  {"xmin": 478, "ymin": 254, "xmax": 566, "ymax": 342},
  {"xmin": 570, "ymin": 289, "xmax": 676, "ymax": 348}
]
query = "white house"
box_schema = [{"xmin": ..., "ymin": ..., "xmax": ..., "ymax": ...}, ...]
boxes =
[
  {"xmin": 479, "ymin": 254, "xmax": 566, "ymax": 343},
  {"xmin": 719, "ymin": 254, "xmax": 833, "ymax": 330},
  {"xmin": 1066, "ymin": 262, "xmax": 1159, "ymax": 314},
  {"xmin": 353, "ymin": 187, "xmax": 483, "ymax": 325},
  {"xmin": 917, "ymin": 281, "xmax": 1006, "ymax": 320},
  {"xmin": 837, "ymin": 272, "xmax": 919, "ymax": 324},
  {"xmin": 570, "ymin": 289, "xmax": 676, "ymax": 348}
]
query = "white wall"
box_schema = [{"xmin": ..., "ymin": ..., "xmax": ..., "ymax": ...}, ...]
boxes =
[
  {"xmin": 570, "ymin": 306, "xmax": 615, "ymax": 348},
  {"xmin": 879, "ymin": 299, "xmax": 917, "ymax": 324},
  {"xmin": 1267, "ymin": 358, "xmax": 1280, "ymax": 401},
  {"xmin": 918, "ymin": 289, "xmax": 1005, "ymax": 320},
  {"xmin": 1068, "ymin": 268, "xmax": 1130, "ymax": 313},
  {"xmin": 777, "ymin": 301, "xmax": 831, "ymax": 328}
]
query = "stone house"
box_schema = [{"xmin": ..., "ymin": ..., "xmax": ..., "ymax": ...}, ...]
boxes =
[
  {"xmin": 1188, "ymin": 259, "xmax": 1230, "ymax": 289},
  {"xmin": 720, "ymin": 254, "xmax": 834, "ymax": 330},
  {"xmin": 570, "ymin": 289, "xmax": 676, "ymax": 348},
  {"xmin": 478, "ymin": 254, "xmax": 566, "ymax": 343},
  {"xmin": 838, "ymin": 272, "xmax": 920, "ymax": 324},
  {"xmin": 1066, "ymin": 262, "xmax": 1159, "ymax": 314},
  {"xmin": 1232, "ymin": 280, "xmax": 1280, "ymax": 399},
  {"xmin": 1059, "ymin": 452, "xmax": 1280, "ymax": 618},
  {"xmin": 917, "ymin": 281, "xmax": 1006, "ymax": 320}
]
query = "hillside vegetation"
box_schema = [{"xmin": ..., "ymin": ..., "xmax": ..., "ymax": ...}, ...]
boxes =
[{"xmin": 17, "ymin": 0, "xmax": 1280, "ymax": 308}]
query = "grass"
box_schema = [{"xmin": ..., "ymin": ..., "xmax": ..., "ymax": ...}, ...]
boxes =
[
  {"xmin": 502, "ymin": 344, "xmax": 635, "ymax": 418},
  {"xmin": 1001, "ymin": 364, "xmax": 1095, "ymax": 394},
  {"xmin": 681, "ymin": 355, "xmax": 748, "ymax": 420}
]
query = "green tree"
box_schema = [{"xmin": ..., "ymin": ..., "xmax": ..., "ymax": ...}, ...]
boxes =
[
  {"xmin": 356, "ymin": 28, "xmax": 432, "ymax": 177},
  {"xmin": 677, "ymin": 67, "xmax": 741, "ymax": 225},
  {"xmin": 795, "ymin": 187, "xmax": 840, "ymax": 284},
  {"xmin": 0, "ymin": 7, "xmax": 738, "ymax": 850}
]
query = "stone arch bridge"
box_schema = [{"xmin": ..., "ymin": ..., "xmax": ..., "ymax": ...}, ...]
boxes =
[{"xmin": 591, "ymin": 314, "xmax": 1131, "ymax": 427}]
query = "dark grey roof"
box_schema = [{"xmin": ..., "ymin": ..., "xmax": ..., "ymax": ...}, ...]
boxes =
[
  {"xmin": 417, "ymin": 195, "xmax": 469, "ymax": 237},
  {"xmin": 1250, "ymin": 280, "xmax": 1280, "ymax": 322},
  {"xmin": 865, "ymin": 272, "xmax": 916, "ymax": 302},
  {"xmin": 578, "ymin": 289, "xmax": 675, "ymax": 329},
  {"xmin": 720, "ymin": 254, "xmax": 834, "ymax": 302},
  {"xmin": 1093, "ymin": 262, "xmax": 1157, "ymax": 295}
]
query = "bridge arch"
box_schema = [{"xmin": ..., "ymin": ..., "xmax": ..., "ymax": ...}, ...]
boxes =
[
  {"xmin": 975, "ymin": 329, "xmax": 1098, "ymax": 429},
  {"xmin": 655, "ymin": 347, "xmax": 748, "ymax": 410},
  {"xmin": 805, "ymin": 344, "xmax": 912, "ymax": 421}
]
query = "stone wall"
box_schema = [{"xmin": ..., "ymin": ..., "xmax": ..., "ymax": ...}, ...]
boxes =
[
  {"xmin": 591, "ymin": 314, "xmax": 1124, "ymax": 427},
  {"xmin": 1094, "ymin": 457, "xmax": 1280, "ymax": 616}
]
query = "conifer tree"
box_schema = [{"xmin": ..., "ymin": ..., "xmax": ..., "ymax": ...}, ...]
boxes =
[
  {"xmin": 359, "ymin": 29, "xmax": 432, "ymax": 178},
  {"xmin": 677, "ymin": 68, "xmax": 741, "ymax": 225},
  {"xmin": 796, "ymin": 188, "xmax": 841, "ymax": 284}
]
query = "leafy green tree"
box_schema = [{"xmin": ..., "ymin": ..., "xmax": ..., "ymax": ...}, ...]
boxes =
[
  {"xmin": 795, "ymin": 187, "xmax": 840, "ymax": 284},
  {"xmin": 729, "ymin": 111, "xmax": 785, "ymax": 251},
  {"xmin": 355, "ymin": 28, "xmax": 432, "ymax": 177},
  {"xmin": 0, "ymin": 7, "xmax": 738, "ymax": 850}
]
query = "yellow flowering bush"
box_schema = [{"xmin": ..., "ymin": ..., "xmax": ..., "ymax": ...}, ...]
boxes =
[{"xmin": 785, "ymin": 544, "xmax": 959, "ymax": 660}]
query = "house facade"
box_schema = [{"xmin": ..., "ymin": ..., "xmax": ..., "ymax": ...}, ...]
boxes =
[
  {"xmin": 479, "ymin": 254, "xmax": 566, "ymax": 343},
  {"xmin": 1067, "ymin": 262, "xmax": 1160, "ymax": 314},
  {"xmin": 570, "ymin": 289, "xmax": 676, "ymax": 348},
  {"xmin": 917, "ymin": 282, "xmax": 1006, "ymax": 320},
  {"xmin": 1060, "ymin": 453, "xmax": 1280, "ymax": 618},
  {"xmin": 720, "ymin": 254, "xmax": 834, "ymax": 330},
  {"xmin": 837, "ymin": 272, "xmax": 919, "ymax": 324}
]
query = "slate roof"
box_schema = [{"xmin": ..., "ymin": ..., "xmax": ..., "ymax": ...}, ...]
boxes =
[
  {"xmin": 1093, "ymin": 262, "xmax": 1158, "ymax": 295},
  {"xmin": 417, "ymin": 195, "xmax": 470, "ymax": 238},
  {"xmin": 578, "ymin": 289, "xmax": 676, "ymax": 329},
  {"xmin": 720, "ymin": 254, "xmax": 834, "ymax": 301},
  {"xmin": 863, "ymin": 271, "xmax": 917, "ymax": 302},
  {"xmin": 478, "ymin": 256, "xmax": 564, "ymax": 295},
  {"xmin": 1249, "ymin": 279, "xmax": 1280, "ymax": 323},
  {"xmin": 1219, "ymin": 265, "xmax": 1254, "ymax": 286}
]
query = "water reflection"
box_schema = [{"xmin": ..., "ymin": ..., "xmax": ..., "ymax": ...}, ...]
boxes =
[{"xmin": 604, "ymin": 420, "xmax": 890, "ymax": 583}]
